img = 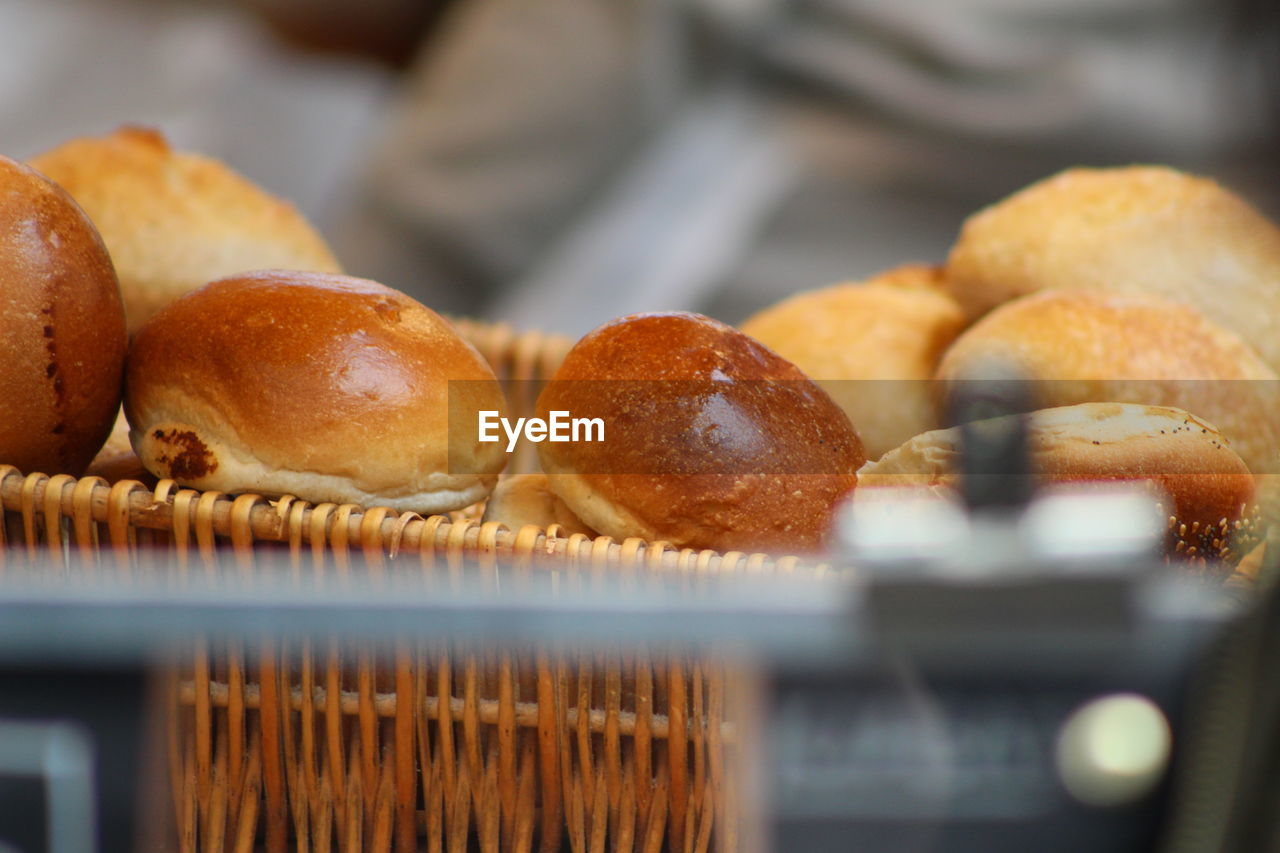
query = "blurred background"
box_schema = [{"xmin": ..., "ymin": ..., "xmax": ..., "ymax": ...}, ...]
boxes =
[{"xmin": 3, "ymin": 0, "xmax": 1278, "ymax": 335}]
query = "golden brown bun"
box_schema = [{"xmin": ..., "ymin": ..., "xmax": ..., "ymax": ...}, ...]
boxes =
[
  {"xmin": 125, "ymin": 270, "xmax": 507, "ymax": 513},
  {"xmin": 481, "ymin": 473, "xmax": 596, "ymax": 537},
  {"xmin": 860, "ymin": 403, "xmax": 1261, "ymax": 568},
  {"xmin": 741, "ymin": 265, "xmax": 965, "ymax": 459},
  {"xmin": 30, "ymin": 127, "xmax": 341, "ymax": 335},
  {"xmin": 0, "ymin": 154, "xmax": 126, "ymax": 475},
  {"xmin": 945, "ymin": 166, "xmax": 1280, "ymax": 374},
  {"xmin": 935, "ymin": 289, "xmax": 1279, "ymax": 478},
  {"xmin": 536, "ymin": 312, "xmax": 864, "ymax": 553}
]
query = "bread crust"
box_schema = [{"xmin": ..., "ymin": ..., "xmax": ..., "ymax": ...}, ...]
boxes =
[
  {"xmin": 945, "ymin": 166, "xmax": 1280, "ymax": 375},
  {"xmin": 0, "ymin": 154, "xmax": 125, "ymax": 475},
  {"xmin": 935, "ymin": 289, "xmax": 1279, "ymax": 478},
  {"xmin": 30, "ymin": 127, "xmax": 341, "ymax": 334},
  {"xmin": 536, "ymin": 312, "xmax": 864, "ymax": 553},
  {"xmin": 741, "ymin": 265, "xmax": 965, "ymax": 459},
  {"xmin": 860, "ymin": 402, "xmax": 1260, "ymax": 566},
  {"xmin": 125, "ymin": 270, "xmax": 506, "ymax": 513}
]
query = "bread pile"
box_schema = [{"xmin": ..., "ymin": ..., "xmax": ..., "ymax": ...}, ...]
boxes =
[
  {"xmin": 860, "ymin": 403, "xmax": 1262, "ymax": 564},
  {"xmin": 934, "ymin": 289, "xmax": 1278, "ymax": 477},
  {"xmin": 2, "ymin": 127, "xmax": 508, "ymax": 517},
  {"xmin": 30, "ymin": 127, "xmax": 341, "ymax": 334},
  {"xmin": 747, "ymin": 164, "xmax": 1279, "ymax": 574},
  {"xmin": 2, "ymin": 123, "xmax": 1275, "ymax": 573},
  {"xmin": 741, "ymin": 264, "xmax": 964, "ymax": 459}
]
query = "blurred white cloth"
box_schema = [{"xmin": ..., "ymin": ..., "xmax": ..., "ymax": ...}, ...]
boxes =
[
  {"xmin": 335, "ymin": 0, "xmax": 1276, "ymax": 327},
  {"xmin": 3, "ymin": 0, "xmax": 1271, "ymax": 328},
  {"xmin": 763, "ymin": 0, "xmax": 1265, "ymax": 153},
  {"xmin": 0, "ymin": 0, "xmax": 392, "ymax": 229}
]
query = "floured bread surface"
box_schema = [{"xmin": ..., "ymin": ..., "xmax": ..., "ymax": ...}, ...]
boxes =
[{"xmin": 945, "ymin": 166, "xmax": 1280, "ymax": 376}]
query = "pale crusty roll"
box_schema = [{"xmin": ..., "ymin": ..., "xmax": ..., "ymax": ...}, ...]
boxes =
[
  {"xmin": 945, "ymin": 166, "xmax": 1280, "ymax": 375},
  {"xmin": 30, "ymin": 127, "xmax": 341, "ymax": 335},
  {"xmin": 860, "ymin": 403, "xmax": 1261, "ymax": 568},
  {"xmin": 934, "ymin": 289, "xmax": 1280, "ymax": 479},
  {"xmin": 0, "ymin": 154, "xmax": 126, "ymax": 476},
  {"xmin": 481, "ymin": 473, "xmax": 596, "ymax": 537},
  {"xmin": 536, "ymin": 312, "xmax": 865, "ymax": 554},
  {"xmin": 740, "ymin": 265, "xmax": 966, "ymax": 460},
  {"xmin": 125, "ymin": 270, "xmax": 507, "ymax": 513}
]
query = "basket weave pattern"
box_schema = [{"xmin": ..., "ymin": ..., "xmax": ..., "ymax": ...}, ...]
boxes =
[{"xmin": 0, "ymin": 322, "xmax": 821, "ymax": 852}]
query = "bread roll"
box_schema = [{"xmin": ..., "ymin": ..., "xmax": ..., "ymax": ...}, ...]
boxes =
[
  {"xmin": 934, "ymin": 289, "xmax": 1279, "ymax": 478},
  {"xmin": 30, "ymin": 127, "xmax": 341, "ymax": 335},
  {"xmin": 945, "ymin": 166, "xmax": 1280, "ymax": 375},
  {"xmin": 125, "ymin": 270, "xmax": 506, "ymax": 513},
  {"xmin": 481, "ymin": 473, "xmax": 596, "ymax": 537},
  {"xmin": 0, "ymin": 154, "xmax": 126, "ymax": 475},
  {"xmin": 535, "ymin": 312, "xmax": 865, "ymax": 553},
  {"xmin": 740, "ymin": 265, "xmax": 965, "ymax": 459},
  {"xmin": 860, "ymin": 403, "xmax": 1261, "ymax": 567}
]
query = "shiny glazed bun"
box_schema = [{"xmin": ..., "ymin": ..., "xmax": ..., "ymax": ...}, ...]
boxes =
[
  {"xmin": 481, "ymin": 474, "xmax": 596, "ymax": 537},
  {"xmin": 945, "ymin": 166, "xmax": 1280, "ymax": 374},
  {"xmin": 125, "ymin": 270, "xmax": 507, "ymax": 513},
  {"xmin": 30, "ymin": 127, "xmax": 341, "ymax": 334},
  {"xmin": 741, "ymin": 265, "xmax": 965, "ymax": 459},
  {"xmin": 860, "ymin": 403, "xmax": 1261, "ymax": 567},
  {"xmin": 0, "ymin": 154, "xmax": 126, "ymax": 475},
  {"xmin": 934, "ymin": 289, "xmax": 1279, "ymax": 478},
  {"xmin": 536, "ymin": 312, "xmax": 865, "ymax": 553}
]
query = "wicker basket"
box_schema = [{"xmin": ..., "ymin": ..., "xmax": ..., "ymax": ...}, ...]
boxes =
[{"xmin": 0, "ymin": 320, "xmax": 826, "ymax": 852}]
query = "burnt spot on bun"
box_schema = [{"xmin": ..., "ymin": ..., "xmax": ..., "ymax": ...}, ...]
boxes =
[{"xmin": 151, "ymin": 428, "xmax": 217, "ymax": 480}]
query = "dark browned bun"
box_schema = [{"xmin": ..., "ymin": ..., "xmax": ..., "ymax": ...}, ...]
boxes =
[
  {"xmin": 125, "ymin": 270, "xmax": 507, "ymax": 513},
  {"xmin": 0, "ymin": 154, "xmax": 126, "ymax": 475},
  {"xmin": 535, "ymin": 312, "xmax": 865, "ymax": 553},
  {"xmin": 860, "ymin": 402, "xmax": 1261, "ymax": 570}
]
